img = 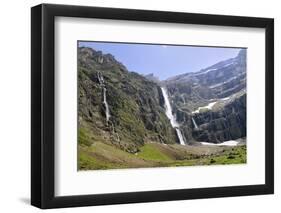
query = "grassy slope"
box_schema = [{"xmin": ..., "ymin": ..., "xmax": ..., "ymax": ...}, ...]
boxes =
[
  {"xmin": 79, "ymin": 141, "xmax": 246, "ymax": 170},
  {"xmin": 78, "ymin": 119, "xmax": 246, "ymax": 170}
]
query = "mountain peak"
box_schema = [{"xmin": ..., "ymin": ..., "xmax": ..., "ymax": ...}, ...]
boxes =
[{"xmin": 144, "ymin": 73, "xmax": 160, "ymax": 83}]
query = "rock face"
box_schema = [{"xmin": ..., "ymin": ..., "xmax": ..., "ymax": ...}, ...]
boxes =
[
  {"xmin": 192, "ymin": 92, "xmax": 246, "ymax": 143},
  {"xmin": 78, "ymin": 47, "xmax": 178, "ymax": 153},
  {"xmin": 79, "ymin": 46, "xmax": 247, "ymax": 149},
  {"xmin": 164, "ymin": 49, "xmax": 247, "ymax": 143}
]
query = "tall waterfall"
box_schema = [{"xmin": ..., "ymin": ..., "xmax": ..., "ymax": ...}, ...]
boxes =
[
  {"xmin": 192, "ymin": 117, "xmax": 198, "ymax": 129},
  {"xmin": 98, "ymin": 72, "xmax": 111, "ymax": 122},
  {"xmin": 161, "ymin": 87, "xmax": 186, "ymax": 145}
]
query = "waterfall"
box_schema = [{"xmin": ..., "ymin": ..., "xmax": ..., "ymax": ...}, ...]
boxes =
[
  {"xmin": 192, "ymin": 117, "xmax": 198, "ymax": 129},
  {"xmin": 161, "ymin": 87, "xmax": 186, "ymax": 145},
  {"xmin": 103, "ymin": 88, "xmax": 110, "ymax": 122},
  {"xmin": 98, "ymin": 72, "xmax": 111, "ymax": 122},
  {"xmin": 97, "ymin": 72, "xmax": 104, "ymax": 85},
  {"xmin": 175, "ymin": 129, "xmax": 186, "ymax": 145}
]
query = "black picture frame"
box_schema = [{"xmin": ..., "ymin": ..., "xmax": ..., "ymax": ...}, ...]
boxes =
[{"xmin": 31, "ymin": 3, "xmax": 274, "ymax": 209}]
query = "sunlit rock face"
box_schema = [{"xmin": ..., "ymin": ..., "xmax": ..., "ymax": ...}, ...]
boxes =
[
  {"xmin": 79, "ymin": 46, "xmax": 246, "ymax": 149},
  {"xmin": 163, "ymin": 49, "xmax": 246, "ymax": 143},
  {"xmin": 78, "ymin": 47, "xmax": 178, "ymax": 153}
]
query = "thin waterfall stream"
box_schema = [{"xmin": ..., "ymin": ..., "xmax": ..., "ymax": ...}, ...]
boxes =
[
  {"xmin": 103, "ymin": 88, "xmax": 110, "ymax": 122},
  {"xmin": 98, "ymin": 72, "xmax": 111, "ymax": 122},
  {"xmin": 192, "ymin": 117, "xmax": 198, "ymax": 129}
]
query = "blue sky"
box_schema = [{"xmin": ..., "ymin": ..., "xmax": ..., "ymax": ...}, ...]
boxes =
[{"xmin": 79, "ymin": 41, "xmax": 241, "ymax": 80}]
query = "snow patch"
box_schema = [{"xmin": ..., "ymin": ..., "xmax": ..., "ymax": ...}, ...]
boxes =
[
  {"xmin": 201, "ymin": 140, "xmax": 239, "ymax": 146},
  {"xmin": 193, "ymin": 68, "xmax": 217, "ymax": 76},
  {"xmin": 192, "ymin": 96, "xmax": 231, "ymax": 114},
  {"xmin": 220, "ymin": 97, "xmax": 230, "ymax": 101},
  {"xmin": 192, "ymin": 101, "xmax": 217, "ymax": 114},
  {"xmin": 222, "ymin": 62, "xmax": 234, "ymax": 68},
  {"xmin": 209, "ymin": 72, "xmax": 245, "ymax": 89}
]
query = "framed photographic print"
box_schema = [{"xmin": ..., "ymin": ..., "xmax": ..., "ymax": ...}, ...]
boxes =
[{"xmin": 31, "ymin": 3, "xmax": 274, "ymax": 209}]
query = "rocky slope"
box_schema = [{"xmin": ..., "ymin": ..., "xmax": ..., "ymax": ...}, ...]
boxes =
[
  {"xmin": 163, "ymin": 49, "xmax": 247, "ymax": 143},
  {"xmin": 78, "ymin": 47, "xmax": 246, "ymax": 149},
  {"xmin": 192, "ymin": 91, "xmax": 246, "ymax": 143},
  {"xmin": 78, "ymin": 47, "xmax": 178, "ymax": 153}
]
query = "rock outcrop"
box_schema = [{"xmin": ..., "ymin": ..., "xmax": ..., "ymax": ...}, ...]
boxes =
[{"xmin": 192, "ymin": 92, "xmax": 246, "ymax": 143}]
